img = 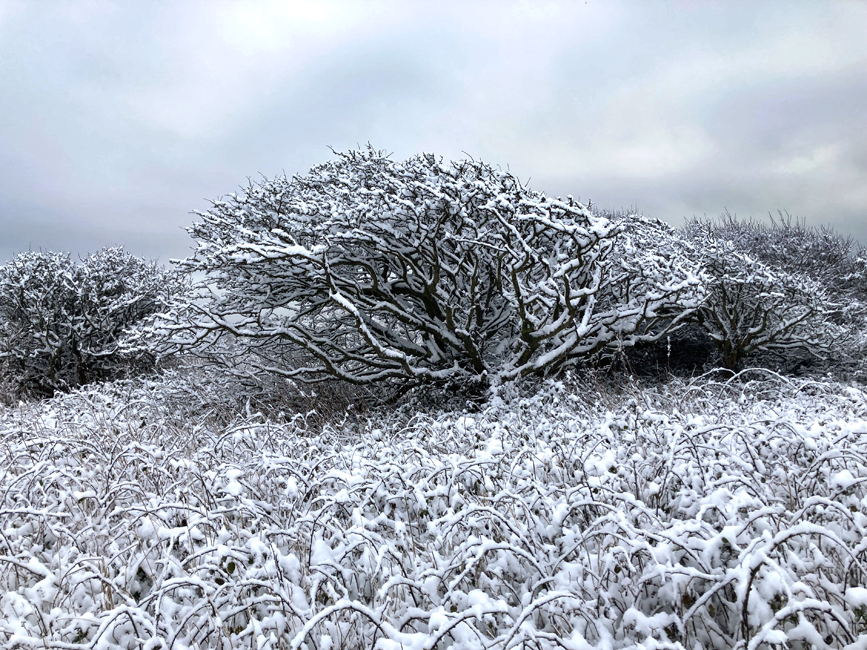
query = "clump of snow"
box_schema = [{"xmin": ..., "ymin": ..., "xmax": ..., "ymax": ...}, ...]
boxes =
[
  {"xmin": 0, "ymin": 373, "xmax": 865, "ymax": 648},
  {"xmin": 832, "ymin": 468, "xmax": 858, "ymax": 490}
]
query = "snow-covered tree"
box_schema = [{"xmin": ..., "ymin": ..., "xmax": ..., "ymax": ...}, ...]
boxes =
[
  {"xmin": 685, "ymin": 211, "xmax": 867, "ymax": 320},
  {"xmin": 682, "ymin": 224, "xmax": 841, "ymax": 371},
  {"xmin": 596, "ymin": 211, "xmax": 717, "ymax": 376},
  {"xmin": 144, "ymin": 148, "xmax": 703, "ymax": 392},
  {"xmin": 0, "ymin": 248, "xmax": 184, "ymax": 396},
  {"xmin": 0, "ymin": 252, "xmax": 76, "ymax": 395}
]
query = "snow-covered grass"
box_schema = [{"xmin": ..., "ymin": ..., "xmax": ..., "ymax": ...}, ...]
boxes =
[{"xmin": 1, "ymin": 373, "xmax": 866, "ymax": 649}]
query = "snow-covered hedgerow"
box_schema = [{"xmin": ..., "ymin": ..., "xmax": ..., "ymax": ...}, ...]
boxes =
[{"xmin": 1, "ymin": 374, "xmax": 866, "ymax": 649}]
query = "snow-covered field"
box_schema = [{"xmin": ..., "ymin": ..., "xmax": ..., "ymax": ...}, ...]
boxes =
[{"xmin": 1, "ymin": 373, "xmax": 866, "ymax": 649}]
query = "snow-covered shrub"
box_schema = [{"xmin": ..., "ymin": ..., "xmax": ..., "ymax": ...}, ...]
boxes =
[
  {"xmin": 0, "ymin": 248, "xmax": 184, "ymax": 397},
  {"xmin": 687, "ymin": 211, "xmax": 867, "ymax": 302},
  {"xmin": 0, "ymin": 251, "xmax": 74, "ymax": 395},
  {"xmin": 685, "ymin": 212, "xmax": 867, "ymax": 341},
  {"xmin": 143, "ymin": 147, "xmax": 703, "ymax": 393},
  {"xmin": 683, "ymin": 212, "xmax": 867, "ymax": 376},
  {"xmin": 1, "ymin": 373, "xmax": 865, "ymax": 648},
  {"xmin": 681, "ymin": 223, "xmax": 842, "ymax": 372},
  {"xmin": 605, "ymin": 211, "xmax": 707, "ymax": 339}
]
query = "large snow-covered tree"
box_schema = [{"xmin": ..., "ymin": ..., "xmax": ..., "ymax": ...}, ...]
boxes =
[
  {"xmin": 0, "ymin": 248, "xmax": 184, "ymax": 396},
  {"xmin": 143, "ymin": 147, "xmax": 703, "ymax": 391}
]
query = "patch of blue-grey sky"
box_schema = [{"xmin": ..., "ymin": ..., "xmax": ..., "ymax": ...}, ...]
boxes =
[{"xmin": 0, "ymin": 0, "xmax": 864, "ymax": 265}]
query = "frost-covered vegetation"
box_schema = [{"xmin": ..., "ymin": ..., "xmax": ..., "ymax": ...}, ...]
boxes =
[
  {"xmin": 679, "ymin": 214, "xmax": 866, "ymax": 374},
  {"xmin": 2, "ymin": 148, "xmax": 867, "ymax": 648},
  {"xmin": 1, "ymin": 372, "xmax": 866, "ymax": 649}
]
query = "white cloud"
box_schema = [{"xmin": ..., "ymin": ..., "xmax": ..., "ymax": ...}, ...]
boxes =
[{"xmin": 774, "ymin": 144, "xmax": 839, "ymax": 175}]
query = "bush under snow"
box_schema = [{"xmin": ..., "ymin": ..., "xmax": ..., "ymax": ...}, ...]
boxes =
[{"xmin": 1, "ymin": 373, "xmax": 866, "ymax": 649}]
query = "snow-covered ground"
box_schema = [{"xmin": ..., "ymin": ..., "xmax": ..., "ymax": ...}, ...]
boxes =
[{"xmin": 1, "ymin": 373, "xmax": 865, "ymax": 649}]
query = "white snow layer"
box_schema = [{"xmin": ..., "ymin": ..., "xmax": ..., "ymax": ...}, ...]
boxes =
[{"xmin": 0, "ymin": 375, "xmax": 865, "ymax": 649}]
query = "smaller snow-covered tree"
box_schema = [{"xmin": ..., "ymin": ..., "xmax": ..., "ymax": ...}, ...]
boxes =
[
  {"xmin": 143, "ymin": 148, "xmax": 704, "ymax": 393},
  {"xmin": 685, "ymin": 211, "xmax": 867, "ymax": 321},
  {"xmin": 0, "ymin": 248, "xmax": 184, "ymax": 397},
  {"xmin": 683, "ymin": 225, "xmax": 839, "ymax": 371}
]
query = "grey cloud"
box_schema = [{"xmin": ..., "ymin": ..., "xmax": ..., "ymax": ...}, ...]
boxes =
[
  {"xmin": 0, "ymin": 1, "xmax": 865, "ymax": 265},
  {"xmin": 700, "ymin": 65, "xmax": 867, "ymax": 153}
]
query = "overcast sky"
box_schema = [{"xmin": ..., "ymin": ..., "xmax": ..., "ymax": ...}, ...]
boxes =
[{"xmin": 1, "ymin": 0, "xmax": 865, "ymax": 265}]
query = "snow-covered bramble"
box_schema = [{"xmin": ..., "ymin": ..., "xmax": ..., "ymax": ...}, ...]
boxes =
[
  {"xmin": 0, "ymin": 372, "xmax": 865, "ymax": 649},
  {"xmin": 681, "ymin": 223, "xmax": 843, "ymax": 372},
  {"xmin": 145, "ymin": 147, "xmax": 703, "ymax": 391},
  {"xmin": 0, "ymin": 248, "xmax": 184, "ymax": 397}
]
